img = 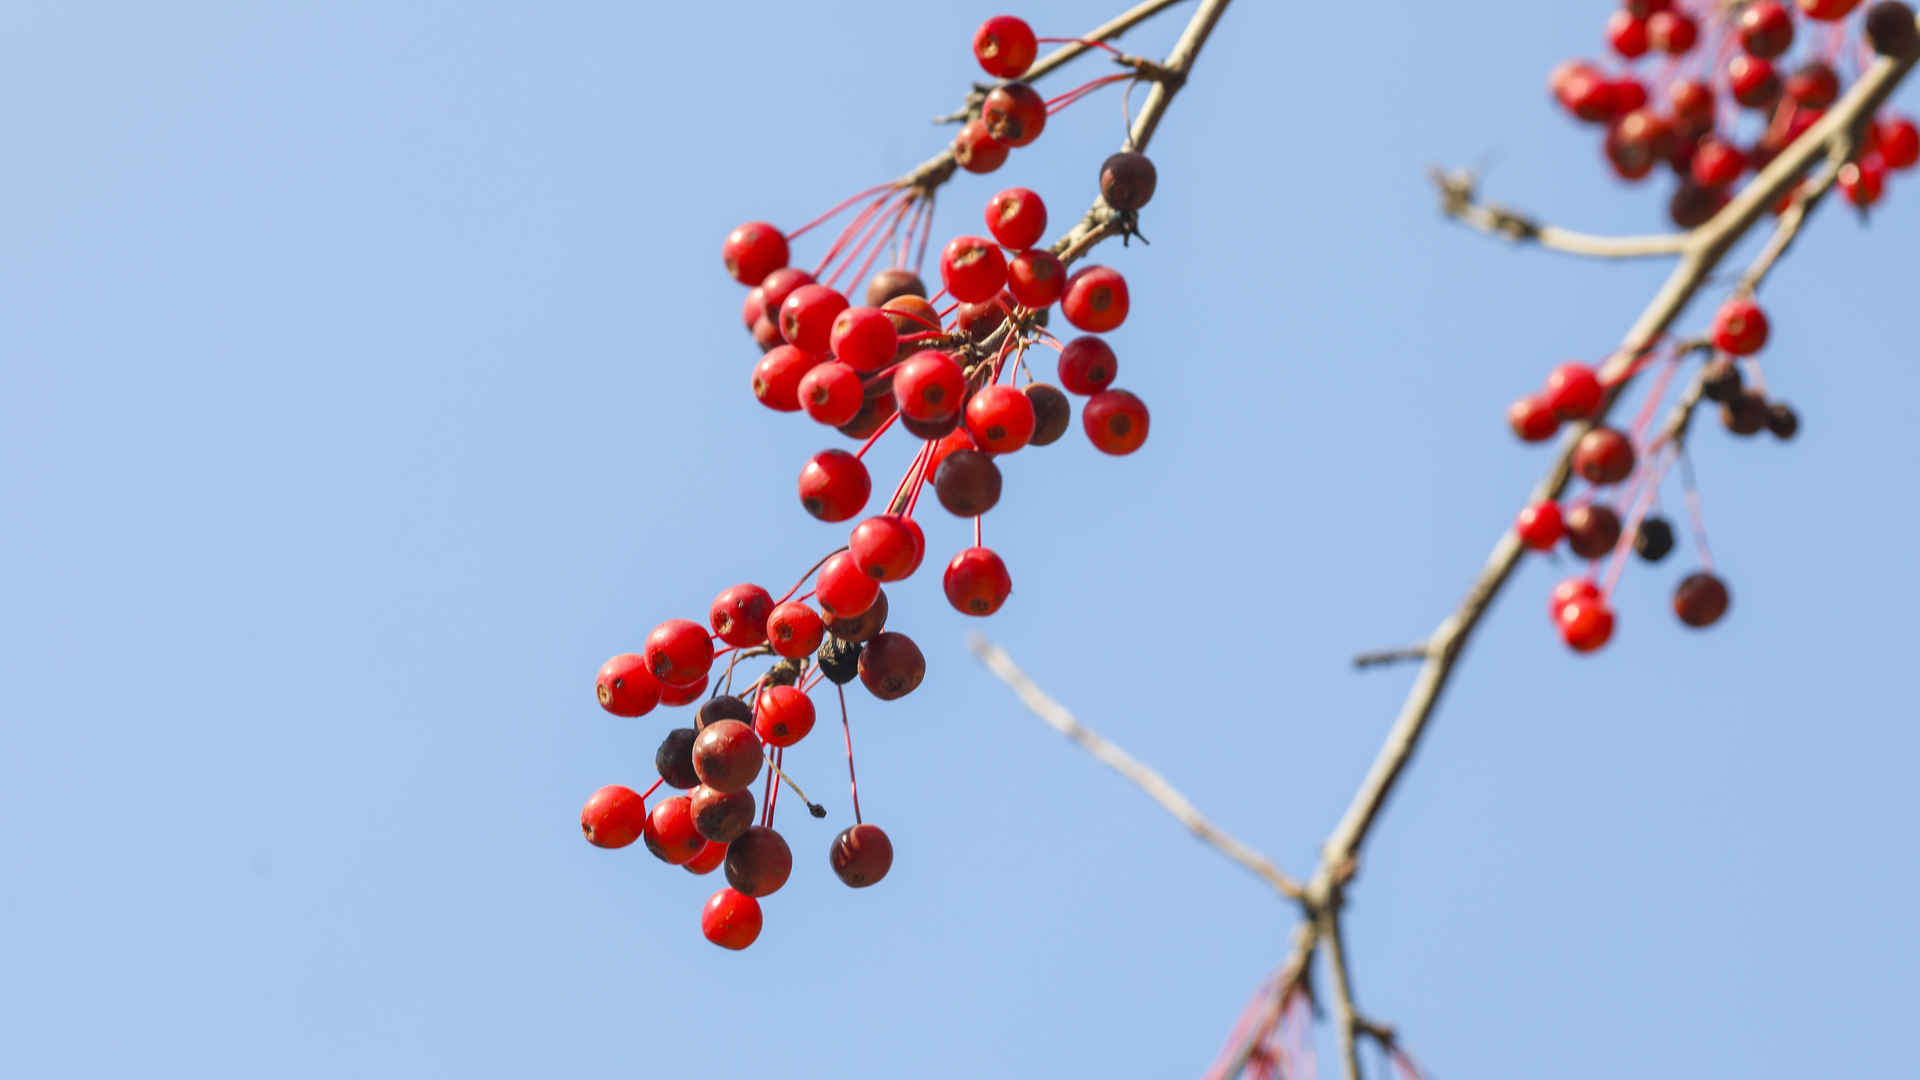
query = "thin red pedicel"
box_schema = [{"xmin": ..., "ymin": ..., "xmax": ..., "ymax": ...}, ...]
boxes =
[
  {"xmin": 788, "ymin": 182, "xmax": 899, "ymax": 242},
  {"xmin": 854, "ymin": 409, "xmax": 904, "ymax": 460},
  {"xmin": 1044, "ymin": 72, "xmax": 1133, "ymax": 113},
  {"xmin": 848, "ymin": 197, "xmax": 915, "ymax": 289},
  {"xmin": 812, "ymin": 190, "xmax": 896, "ymax": 278},
  {"xmin": 1678, "ymin": 448, "xmax": 1716, "ymax": 570},
  {"xmin": 1033, "ymin": 35, "xmax": 1125, "ymax": 58},
  {"xmin": 826, "ymin": 191, "xmax": 913, "ymax": 288},
  {"xmin": 837, "ymin": 685, "xmax": 862, "ymax": 824},
  {"xmin": 641, "ymin": 776, "xmax": 666, "ymax": 800}
]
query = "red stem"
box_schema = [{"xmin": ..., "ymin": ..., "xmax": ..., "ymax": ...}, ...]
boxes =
[
  {"xmin": 788, "ymin": 182, "xmax": 899, "ymax": 242},
  {"xmin": 837, "ymin": 684, "xmax": 862, "ymax": 825}
]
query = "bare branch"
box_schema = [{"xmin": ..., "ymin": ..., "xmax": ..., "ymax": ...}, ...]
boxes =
[
  {"xmin": 1351, "ymin": 644, "xmax": 1430, "ymax": 670},
  {"xmin": 968, "ymin": 636, "xmax": 1305, "ymax": 900},
  {"xmin": 1430, "ymin": 167, "xmax": 1690, "ymax": 259},
  {"xmin": 1322, "ymin": 907, "xmax": 1365, "ymax": 1080}
]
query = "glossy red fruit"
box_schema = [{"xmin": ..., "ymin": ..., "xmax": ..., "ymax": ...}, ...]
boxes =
[
  {"xmin": 580, "ymin": 784, "xmax": 648, "ymax": 849},
  {"xmin": 1673, "ymin": 571, "xmax": 1732, "ymax": 627},
  {"xmin": 882, "ymin": 294, "xmax": 943, "ymax": 340},
  {"xmin": 659, "ymin": 674, "xmax": 707, "ymax": 707},
  {"xmin": 691, "ymin": 719, "xmax": 763, "ymax": 793},
  {"xmin": 1565, "ymin": 503, "xmax": 1623, "ymax": 560},
  {"xmin": 1798, "ymin": 0, "xmax": 1863, "ymax": 20},
  {"xmin": 1875, "ymin": 115, "xmax": 1920, "ymax": 168},
  {"xmin": 766, "ymin": 601, "xmax": 825, "ymax": 660},
  {"xmin": 1514, "ymin": 501, "xmax": 1564, "ymax": 551},
  {"xmin": 1508, "ymin": 395, "xmax": 1560, "ymax": 442},
  {"xmin": 944, "ymin": 546, "xmax": 1012, "ymax": 616},
  {"xmin": 1082, "ymin": 388, "xmax": 1149, "ymax": 455},
  {"xmin": 690, "ymin": 784, "xmax": 756, "ymax": 843},
  {"xmin": 986, "ymin": 187, "xmax": 1048, "ymax": 250},
  {"xmin": 982, "ymin": 83, "xmax": 1046, "ymax": 147},
  {"xmin": 830, "ymin": 823, "xmax": 894, "ymax": 887},
  {"xmin": 815, "ymin": 551, "xmax": 880, "ymax": 621},
  {"xmin": 1606, "ymin": 78, "xmax": 1649, "ymax": 117},
  {"xmin": 797, "ymin": 361, "xmax": 864, "ymax": 426},
  {"xmin": 1061, "ymin": 265, "xmax": 1129, "ymax": 332},
  {"xmin": 595, "ymin": 653, "xmax": 661, "ymax": 717},
  {"xmin": 1669, "ymin": 79, "xmax": 1715, "ymax": 133},
  {"xmin": 1711, "ymin": 298, "xmax": 1770, "ymax": 355},
  {"xmin": 798, "ymin": 448, "xmax": 871, "ymax": 523},
  {"xmin": 1728, "ymin": 55, "xmax": 1781, "ymax": 109},
  {"xmin": 701, "ymin": 887, "xmax": 762, "ymax": 950},
  {"xmin": 1573, "ymin": 427, "xmax": 1636, "ymax": 485},
  {"xmin": 1005, "ymin": 249, "xmax": 1066, "ymax": 308},
  {"xmin": 894, "ymin": 350, "xmax": 967, "ymax": 421},
  {"xmin": 928, "ymin": 427, "xmax": 981, "ymax": 473},
  {"xmin": 779, "ymin": 284, "xmax": 850, "ymax": 354},
  {"xmin": 858, "ymin": 631, "xmax": 925, "ymax": 701},
  {"xmin": 1691, "ymin": 138, "xmax": 1747, "ymax": 188},
  {"xmin": 828, "ymin": 306, "xmax": 899, "ymax": 373},
  {"xmin": 940, "ymin": 236, "xmax": 1009, "ymax": 303},
  {"xmin": 1546, "ymin": 363, "xmax": 1604, "ymax": 420},
  {"xmin": 642, "ymin": 795, "xmax": 705, "ymax": 865},
  {"xmin": 973, "ymin": 14, "xmax": 1037, "ymax": 78},
  {"xmin": 683, "ymin": 839, "xmax": 727, "ymax": 875},
  {"xmin": 1606, "ymin": 11, "xmax": 1650, "ymax": 58},
  {"xmin": 1841, "ymin": 156, "xmax": 1887, "ymax": 207},
  {"xmin": 1550, "ymin": 577, "xmax": 1601, "ymax": 620},
  {"xmin": 965, "ymin": 384, "xmax": 1037, "ymax": 453},
  {"xmin": 952, "ymin": 117, "xmax": 1009, "ymax": 174},
  {"xmin": 1056, "ymin": 336, "xmax": 1117, "ymax": 395},
  {"xmin": 757, "ymin": 267, "xmax": 815, "ymax": 326},
  {"xmin": 723, "ymin": 222, "xmax": 788, "ymax": 286},
  {"xmin": 1605, "ymin": 109, "xmax": 1674, "ymax": 180},
  {"xmin": 645, "ymin": 619, "xmax": 713, "ymax": 687},
  {"xmin": 753, "ymin": 344, "xmax": 821, "ymax": 412},
  {"xmin": 725, "ymin": 826, "xmax": 793, "ymax": 897},
  {"xmin": 850, "ymin": 514, "xmax": 926, "ymax": 582},
  {"xmin": 709, "ymin": 584, "xmax": 774, "ymax": 649},
  {"xmin": 755, "ymin": 685, "xmax": 818, "ymax": 748},
  {"xmin": 1648, "ymin": 10, "xmax": 1698, "ymax": 53},
  {"xmin": 1787, "ymin": 60, "xmax": 1840, "ymax": 107},
  {"xmin": 1551, "ymin": 61, "xmax": 1610, "ymax": 121},
  {"xmin": 1557, "ymin": 597, "xmax": 1615, "ymax": 653},
  {"xmin": 1739, "ymin": 2, "xmax": 1795, "ymax": 57}
]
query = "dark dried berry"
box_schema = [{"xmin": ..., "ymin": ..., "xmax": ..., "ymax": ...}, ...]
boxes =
[
  {"xmin": 935, "ymin": 450, "xmax": 1003, "ymax": 517},
  {"xmin": 1100, "ymin": 151, "xmax": 1158, "ymax": 211},
  {"xmin": 826, "ymin": 586, "xmax": 888, "ymax": 643},
  {"xmin": 1767, "ymin": 401, "xmax": 1799, "ymax": 440},
  {"xmin": 724, "ymin": 826, "xmax": 793, "ymax": 897},
  {"xmin": 858, "ymin": 632, "xmax": 925, "ymax": 701},
  {"xmin": 901, "ymin": 409, "xmax": 962, "ymax": 440},
  {"xmin": 1024, "ymin": 383, "xmax": 1072, "ymax": 446},
  {"xmin": 766, "ymin": 657, "xmax": 803, "ymax": 688},
  {"xmin": 1673, "ymin": 571, "xmax": 1731, "ymax": 628},
  {"xmin": 690, "ymin": 784, "xmax": 756, "ymax": 843},
  {"xmin": 837, "ymin": 394, "xmax": 897, "ymax": 441},
  {"xmin": 829, "ymin": 823, "xmax": 894, "ymax": 887},
  {"xmin": 1565, "ymin": 503, "xmax": 1623, "ymax": 560},
  {"xmin": 1669, "ymin": 181, "xmax": 1727, "ymax": 229},
  {"xmin": 1701, "ymin": 357, "xmax": 1744, "ymax": 403},
  {"xmin": 1634, "ymin": 515, "xmax": 1675, "ymax": 562},
  {"xmin": 696, "ymin": 694, "xmax": 754, "ymax": 731},
  {"xmin": 1866, "ymin": 2, "xmax": 1919, "ymax": 57},
  {"xmin": 1721, "ymin": 392, "xmax": 1768, "ymax": 436},
  {"xmin": 818, "ymin": 635, "xmax": 863, "ymax": 685},
  {"xmin": 655, "ymin": 728, "xmax": 700, "ymax": 789},
  {"xmin": 865, "ymin": 269, "xmax": 927, "ymax": 307}
]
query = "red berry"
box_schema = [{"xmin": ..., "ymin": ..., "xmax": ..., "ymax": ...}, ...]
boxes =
[
  {"xmin": 595, "ymin": 653, "xmax": 661, "ymax": 717},
  {"xmin": 1841, "ymin": 156, "xmax": 1887, "ymax": 207},
  {"xmin": 1739, "ymin": 2, "xmax": 1795, "ymax": 57},
  {"xmin": 935, "ymin": 449, "xmax": 1003, "ymax": 516},
  {"xmin": 1061, "ymin": 265, "xmax": 1129, "ymax": 332},
  {"xmin": 1691, "ymin": 137, "xmax": 1747, "ymax": 188},
  {"xmin": 928, "ymin": 427, "xmax": 981, "ymax": 473},
  {"xmin": 1728, "ymin": 55, "xmax": 1781, "ymax": 109},
  {"xmin": 943, "ymin": 546, "xmax": 1012, "ymax": 616},
  {"xmin": 1545, "ymin": 362, "xmax": 1604, "ymax": 420},
  {"xmin": 757, "ymin": 267, "xmax": 815, "ymax": 325},
  {"xmin": 982, "ymin": 83, "xmax": 1046, "ymax": 147},
  {"xmin": 1550, "ymin": 577, "xmax": 1601, "ymax": 620},
  {"xmin": 690, "ymin": 784, "xmax": 756, "ymax": 843},
  {"xmin": 1550, "ymin": 61, "xmax": 1609, "ymax": 121},
  {"xmin": 1026, "ymin": 382, "xmax": 1072, "ymax": 446},
  {"xmin": 824, "ymin": 586, "xmax": 889, "ymax": 643},
  {"xmin": 986, "ymin": 187, "xmax": 1048, "ymax": 250},
  {"xmin": 850, "ymin": 514, "xmax": 926, "ymax": 582},
  {"xmin": 1099, "ymin": 151, "xmax": 1158, "ymax": 211},
  {"xmin": 829, "ymin": 823, "xmax": 894, "ymax": 887},
  {"xmin": 1605, "ymin": 109, "xmax": 1673, "ymax": 180},
  {"xmin": 798, "ymin": 448, "xmax": 871, "ymax": 522},
  {"xmin": 1514, "ymin": 501, "xmax": 1565, "ymax": 551},
  {"xmin": 828, "ymin": 307, "xmax": 898, "ymax": 373},
  {"xmin": 1798, "ymin": 0, "xmax": 1863, "ymax": 20},
  {"xmin": 683, "ymin": 839, "xmax": 727, "ymax": 875},
  {"xmin": 1673, "ymin": 571, "xmax": 1731, "ymax": 627},
  {"xmin": 1711, "ymin": 298, "xmax": 1770, "ymax": 355},
  {"xmin": 754, "ymin": 686, "xmax": 816, "ymax": 749},
  {"xmin": 894, "ymin": 350, "xmax": 967, "ymax": 421},
  {"xmin": 865, "ymin": 268, "xmax": 927, "ymax": 306},
  {"xmin": 940, "ymin": 236, "xmax": 1009, "ymax": 303},
  {"xmin": 752, "ymin": 345, "xmax": 821, "ymax": 412},
  {"xmin": 1565, "ymin": 503, "xmax": 1623, "ymax": 560},
  {"xmin": 965, "ymin": 384, "xmax": 1037, "ymax": 453},
  {"xmin": 1057, "ymin": 336, "xmax": 1117, "ymax": 395},
  {"xmin": 952, "ymin": 118, "xmax": 1010, "ymax": 174},
  {"xmin": 779, "ymin": 284, "xmax": 850, "ymax": 354},
  {"xmin": 1876, "ymin": 115, "xmax": 1920, "ymax": 168},
  {"xmin": 973, "ymin": 14, "xmax": 1037, "ymax": 78},
  {"xmin": 709, "ymin": 584, "xmax": 774, "ymax": 649},
  {"xmin": 642, "ymin": 794, "xmax": 705, "ymax": 865},
  {"xmin": 580, "ymin": 784, "xmax": 648, "ymax": 849},
  {"xmin": 954, "ymin": 294, "xmax": 1012, "ymax": 344},
  {"xmin": 1508, "ymin": 394, "xmax": 1560, "ymax": 442},
  {"xmin": 700, "ymin": 887, "xmax": 763, "ymax": 950},
  {"xmin": 1573, "ymin": 427, "xmax": 1636, "ymax": 485},
  {"xmin": 645, "ymin": 618, "xmax": 713, "ymax": 687},
  {"xmin": 858, "ymin": 631, "xmax": 925, "ymax": 701},
  {"xmin": 1669, "ymin": 79, "xmax": 1715, "ymax": 132},
  {"xmin": 796, "ymin": 361, "xmax": 863, "ymax": 427},
  {"xmin": 1648, "ymin": 10, "xmax": 1698, "ymax": 53},
  {"xmin": 725, "ymin": 826, "xmax": 794, "ymax": 898},
  {"xmin": 722, "ymin": 222, "xmax": 788, "ymax": 287},
  {"xmin": 882, "ymin": 294, "xmax": 943, "ymax": 340},
  {"xmin": 766, "ymin": 601, "xmax": 825, "ymax": 659},
  {"xmin": 691, "ymin": 719, "xmax": 763, "ymax": 793},
  {"xmin": 658, "ymin": 674, "xmax": 707, "ymax": 707},
  {"xmin": 1005, "ymin": 249, "xmax": 1065, "ymax": 308},
  {"xmin": 1787, "ymin": 60, "xmax": 1840, "ymax": 108},
  {"xmin": 1606, "ymin": 11, "xmax": 1650, "ymax": 58},
  {"xmin": 1082, "ymin": 388, "xmax": 1149, "ymax": 455},
  {"xmin": 1557, "ymin": 597, "xmax": 1616, "ymax": 653},
  {"xmin": 815, "ymin": 550, "xmax": 880, "ymax": 621}
]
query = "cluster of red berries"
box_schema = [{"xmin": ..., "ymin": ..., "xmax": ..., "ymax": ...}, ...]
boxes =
[
  {"xmin": 1549, "ymin": 0, "xmax": 1920, "ymax": 223},
  {"xmin": 585, "ymin": 13, "xmax": 1165, "ymax": 949},
  {"xmin": 1513, "ymin": 295, "xmax": 1800, "ymax": 653}
]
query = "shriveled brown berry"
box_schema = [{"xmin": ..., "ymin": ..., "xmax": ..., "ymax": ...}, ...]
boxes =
[
  {"xmin": 656, "ymin": 728, "xmax": 700, "ymax": 790},
  {"xmin": 1099, "ymin": 151, "xmax": 1158, "ymax": 211},
  {"xmin": 901, "ymin": 409, "xmax": 962, "ymax": 440},
  {"xmin": 817, "ymin": 635, "xmax": 863, "ymax": 685},
  {"xmin": 1024, "ymin": 383, "xmax": 1072, "ymax": 446},
  {"xmin": 826, "ymin": 586, "xmax": 888, "ymax": 643},
  {"xmin": 1573, "ymin": 426, "xmax": 1636, "ymax": 485},
  {"xmin": 1866, "ymin": 2, "xmax": 1919, "ymax": 57},
  {"xmin": 829, "ymin": 823, "xmax": 894, "ymax": 887},
  {"xmin": 858, "ymin": 632, "xmax": 925, "ymax": 701},
  {"xmin": 955, "ymin": 295, "xmax": 1010, "ymax": 344},
  {"xmin": 691, "ymin": 718, "xmax": 763, "ymax": 791},
  {"xmin": 1565, "ymin": 503, "xmax": 1623, "ymax": 559},
  {"xmin": 690, "ymin": 784, "xmax": 756, "ymax": 843},
  {"xmin": 837, "ymin": 394, "xmax": 897, "ymax": 441},
  {"xmin": 1634, "ymin": 515, "xmax": 1675, "ymax": 562},
  {"xmin": 1767, "ymin": 401, "xmax": 1799, "ymax": 439},
  {"xmin": 1673, "ymin": 571, "xmax": 1731, "ymax": 628},
  {"xmin": 1721, "ymin": 392, "xmax": 1768, "ymax": 435},
  {"xmin": 765, "ymin": 657, "xmax": 803, "ymax": 687},
  {"xmin": 724, "ymin": 826, "xmax": 793, "ymax": 898},
  {"xmin": 865, "ymin": 269, "xmax": 927, "ymax": 307},
  {"xmin": 1669, "ymin": 181, "xmax": 1727, "ymax": 228},
  {"xmin": 696, "ymin": 694, "xmax": 754, "ymax": 732},
  {"xmin": 935, "ymin": 450, "xmax": 1003, "ymax": 517},
  {"xmin": 1701, "ymin": 357, "xmax": 1744, "ymax": 403}
]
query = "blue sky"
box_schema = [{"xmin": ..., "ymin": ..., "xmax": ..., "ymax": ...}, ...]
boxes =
[{"xmin": 4, "ymin": 1, "xmax": 1917, "ymax": 1076}]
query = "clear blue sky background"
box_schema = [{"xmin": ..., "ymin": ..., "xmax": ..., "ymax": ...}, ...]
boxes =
[{"xmin": 5, "ymin": 1, "xmax": 1916, "ymax": 1076}]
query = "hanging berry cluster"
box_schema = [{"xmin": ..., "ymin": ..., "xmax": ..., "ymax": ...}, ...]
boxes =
[
  {"xmin": 581, "ymin": 13, "xmax": 1165, "ymax": 949},
  {"xmin": 1550, "ymin": 0, "xmax": 1919, "ymax": 222}
]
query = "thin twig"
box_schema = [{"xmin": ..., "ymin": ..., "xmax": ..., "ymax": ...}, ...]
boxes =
[
  {"xmin": 1322, "ymin": 907, "xmax": 1365, "ymax": 1080},
  {"xmin": 1429, "ymin": 168, "xmax": 1690, "ymax": 259},
  {"xmin": 968, "ymin": 637, "xmax": 1304, "ymax": 900},
  {"xmin": 1351, "ymin": 644, "xmax": 1429, "ymax": 670}
]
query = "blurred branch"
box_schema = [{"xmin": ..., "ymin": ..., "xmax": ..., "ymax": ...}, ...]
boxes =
[{"xmin": 1429, "ymin": 167, "xmax": 1690, "ymax": 258}]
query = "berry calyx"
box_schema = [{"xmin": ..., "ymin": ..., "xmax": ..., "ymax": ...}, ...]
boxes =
[
  {"xmin": 1082, "ymin": 388, "xmax": 1149, "ymax": 455},
  {"xmin": 725, "ymin": 825, "xmax": 794, "ymax": 898},
  {"xmin": 830, "ymin": 823, "xmax": 895, "ymax": 887},
  {"xmin": 1573, "ymin": 426, "xmax": 1636, "ymax": 485},
  {"xmin": 709, "ymin": 584, "xmax": 774, "ymax": 648},
  {"xmin": 722, "ymin": 222, "xmax": 788, "ymax": 287},
  {"xmin": 691, "ymin": 720, "xmax": 763, "ymax": 793},
  {"xmin": 580, "ymin": 785, "xmax": 648, "ymax": 849},
  {"xmin": 1515, "ymin": 501, "xmax": 1565, "ymax": 551},
  {"xmin": 645, "ymin": 619, "xmax": 715, "ymax": 687},
  {"xmin": 798, "ymin": 448, "xmax": 872, "ymax": 523},
  {"xmin": 965, "ymin": 384, "xmax": 1038, "ymax": 453},
  {"xmin": 700, "ymin": 887, "xmax": 763, "ymax": 950},
  {"xmin": 596, "ymin": 653, "xmax": 662, "ymax": 717},
  {"xmin": 1061, "ymin": 265, "xmax": 1130, "ymax": 332}
]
